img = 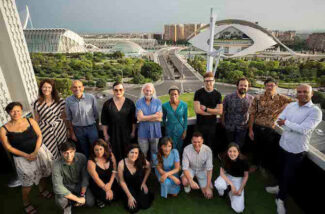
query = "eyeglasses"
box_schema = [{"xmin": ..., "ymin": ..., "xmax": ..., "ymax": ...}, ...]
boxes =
[
  {"xmin": 204, "ymin": 80, "xmax": 214, "ymax": 83},
  {"xmin": 114, "ymin": 89, "xmax": 123, "ymax": 92}
]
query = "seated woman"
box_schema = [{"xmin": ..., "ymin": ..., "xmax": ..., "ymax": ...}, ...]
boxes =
[
  {"xmin": 214, "ymin": 143, "xmax": 249, "ymax": 213},
  {"xmin": 0, "ymin": 102, "xmax": 53, "ymax": 214},
  {"xmin": 152, "ymin": 137, "xmax": 181, "ymax": 198},
  {"xmin": 87, "ymin": 139, "xmax": 120, "ymax": 208},
  {"xmin": 118, "ymin": 144, "xmax": 154, "ymax": 213}
]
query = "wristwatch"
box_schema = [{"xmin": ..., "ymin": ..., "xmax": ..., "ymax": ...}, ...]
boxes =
[{"xmin": 204, "ymin": 106, "xmax": 208, "ymax": 112}]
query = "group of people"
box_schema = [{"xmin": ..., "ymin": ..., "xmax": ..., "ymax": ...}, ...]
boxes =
[{"xmin": 0, "ymin": 73, "xmax": 322, "ymax": 214}]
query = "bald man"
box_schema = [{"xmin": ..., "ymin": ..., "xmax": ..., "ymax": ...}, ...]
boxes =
[
  {"xmin": 265, "ymin": 84, "xmax": 322, "ymax": 214},
  {"xmin": 66, "ymin": 80, "xmax": 99, "ymax": 157}
]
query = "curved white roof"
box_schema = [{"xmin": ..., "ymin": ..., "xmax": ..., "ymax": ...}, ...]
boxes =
[
  {"xmin": 111, "ymin": 41, "xmax": 145, "ymax": 54},
  {"xmin": 188, "ymin": 19, "xmax": 296, "ymax": 58}
]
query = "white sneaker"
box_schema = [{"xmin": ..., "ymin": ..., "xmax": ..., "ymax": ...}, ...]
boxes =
[
  {"xmin": 184, "ymin": 185, "xmax": 191, "ymax": 193},
  {"xmin": 7, "ymin": 177, "xmax": 22, "ymax": 188},
  {"xmin": 265, "ymin": 185, "xmax": 279, "ymax": 194},
  {"xmin": 275, "ymin": 199, "xmax": 286, "ymax": 214}
]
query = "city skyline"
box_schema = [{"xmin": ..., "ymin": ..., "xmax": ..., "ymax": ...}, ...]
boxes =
[{"xmin": 17, "ymin": 0, "xmax": 325, "ymax": 34}]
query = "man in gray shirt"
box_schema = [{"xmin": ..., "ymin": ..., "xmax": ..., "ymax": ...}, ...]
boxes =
[
  {"xmin": 222, "ymin": 77, "xmax": 253, "ymax": 148},
  {"xmin": 52, "ymin": 141, "xmax": 94, "ymax": 214},
  {"xmin": 181, "ymin": 132, "xmax": 213, "ymax": 199},
  {"xmin": 66, "ymin": 80, "xmax": 98, "ymax": 157}
]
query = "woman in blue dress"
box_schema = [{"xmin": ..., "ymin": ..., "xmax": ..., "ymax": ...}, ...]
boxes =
[
  {"xmin": 162, "ymin": 86, "xmax": 188, "ymax": 153},
  {"xmin": 153, "ymin": 137, "xmax": 181, "ymax": 198}
]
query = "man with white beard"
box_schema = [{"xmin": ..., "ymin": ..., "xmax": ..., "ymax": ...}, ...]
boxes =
[{"xmin": 136, "ymin": 83, "xmax": 162, "ymax": 158}]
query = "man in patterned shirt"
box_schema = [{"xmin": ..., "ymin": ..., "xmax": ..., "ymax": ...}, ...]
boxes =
[
  {"xmin": 222, "ymin": 77, "xmax": 254, "ymax": 148},
  {"xmin": 248, "ymin": 78, "xmax": 293, "ymax": 174}
]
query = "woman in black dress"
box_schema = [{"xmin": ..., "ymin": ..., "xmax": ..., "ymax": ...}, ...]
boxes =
[
  {"xmin": 101, "ymin": 82, "xmax": 136, "ymax": 162},
  {"xmin": 87, "ymin": 139, "xmax": 119, "ymax": 208},
  {"xmin": 118, "ymin": 144, "xmax": 153, "ymax": 213}
]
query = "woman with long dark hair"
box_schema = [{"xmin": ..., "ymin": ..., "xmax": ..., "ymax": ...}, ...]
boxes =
[
  {"xmin": 153, "ymin": 137, "xmax": 181, "ymax": 198},
  {"xmin": 118, "ymin": 144, "xmax": 153, "ymax": 213},
  {"xmin": 33, "ymin": 79, "xmax": 67, "ymax": 159},
  {"xmin": 214, "ymin": 143, "xmax": 249, "ymax": 213},
  {"xmin": 87, "ymin": 139, "xmax": 119, "ymax": 208}
]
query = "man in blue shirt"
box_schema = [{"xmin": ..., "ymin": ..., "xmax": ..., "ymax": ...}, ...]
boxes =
[
  {"xmin": 265, "ymin": 84, "xmax": 322, "ymax": 214},
  {"xmin": 66, "ymin": 80, "xmax": 99, "ymax": 157},
  {"xmin": 136, "ymin": 83, "xmax": 162, "ymax": 158}
]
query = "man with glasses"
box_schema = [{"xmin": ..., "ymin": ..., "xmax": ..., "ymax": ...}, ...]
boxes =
[
  {"xmin": 248, "ymin": 78, "xmax": 293, "ymax": 174},
  {"xmin": 194, "ymin": 72, "xmax": 223, "ymax": 155}
]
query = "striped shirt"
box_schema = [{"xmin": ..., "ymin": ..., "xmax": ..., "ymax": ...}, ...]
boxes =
[{"xmin": 182, "ymin": 144, "xmax": 213, "ymax": 172}]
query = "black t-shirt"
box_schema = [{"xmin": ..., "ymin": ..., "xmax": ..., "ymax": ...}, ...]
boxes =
[
  {"xmin": 221, "ymin": 158, "xmax": 249, "ymax": 177},
  {"xmin": 194, "ymin": 88, "xmax": 222, "ymax": 125}
]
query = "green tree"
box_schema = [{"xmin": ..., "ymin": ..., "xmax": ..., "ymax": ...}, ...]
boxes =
[{"xmin": 96, "ymin": 79, "xmax": 106, "ymax": 88}]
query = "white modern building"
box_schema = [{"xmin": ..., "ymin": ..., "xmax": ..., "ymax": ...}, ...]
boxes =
[
  {"xmin": 24, "ymin": 28, "xmax": 87, "ymax": 53},
  {"xmin": 111, "ymin": 41, "xmax": 146, "ymax": 56},
  {"xmin": 188, "ymin": 19, "xmax": 295, "ymax": 58},
  {"xmin": 84, "ymin": 38, "xmax": 157, "ymax": 50},
  {"xmin": 0, "ymin": 0, "xmax": 38, "ymax": 125}
]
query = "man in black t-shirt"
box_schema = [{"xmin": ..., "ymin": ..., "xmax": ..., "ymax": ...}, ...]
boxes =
[{"xmin": 194, "ymin": 72, "xmax": 223, "ymax": 154}]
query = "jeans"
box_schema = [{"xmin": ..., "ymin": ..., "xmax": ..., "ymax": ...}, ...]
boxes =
[
  {"xmin": 277, "ymin": 147, "xmax": 306, "ymax": 200},
  {"xmin": 138, "ymin": 138, "xmax": 159, "ymax": 158},
  {"xmin": 225, "ymin": 127, "xmax": 247, "ymax": 148},
  {"xmin": 55, "ymin": 184, "xmax": 95, "ymax": 213},
  {"xmin": 252, "ymin": 125, "xmax": 280, "ymax": 175},
  {"xmin": 73, "ymin": 124, "xmax": 98, "ymax": 158}
]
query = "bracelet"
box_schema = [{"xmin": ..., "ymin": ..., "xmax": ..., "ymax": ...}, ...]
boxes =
[
  {"xmin": 204, "ymin": 107, "xmax": 208, "ymax": 112},
  {"xmin": 80, "ymin": 193, "xmax": 85, "ymax": 197}
]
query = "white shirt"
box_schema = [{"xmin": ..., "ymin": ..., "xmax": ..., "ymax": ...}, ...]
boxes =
[
  {"xmin": 279, "ymin": 101, "xmax": 322, "ymax": 154},
  {"xmin": 182, "ymin": 144, "xmax": 213, "ymax": 172}
]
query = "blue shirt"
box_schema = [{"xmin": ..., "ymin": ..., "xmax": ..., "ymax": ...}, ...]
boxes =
[
  {"xmin": 279, "ymin": 101, "xmax": 322, "ymax": 154},
  {"xmin": 136, "ymin": 97, "xmax": 162, "ymax": 138},
  {"xmin": 66, "ymin": 93, "xmax": 98, "ymax": 126}
]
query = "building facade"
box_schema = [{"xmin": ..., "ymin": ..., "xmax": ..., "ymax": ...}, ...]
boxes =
[
  {"xmin": 307, "ymin": 33, "xmax": 325, "ymax": 51},
  {"xmin": 0, "ymin": 0, "xmax": 38, "ymax": 125},
  {"xmin": 24, "ymin": 28, "xmax": 86, "ymax": 53}
]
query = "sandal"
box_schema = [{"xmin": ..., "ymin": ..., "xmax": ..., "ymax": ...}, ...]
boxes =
[
  {"xmin": 40, "ymin": 190, "xmax": 53, "ymax": 199},
  {"xmin": 24, "ymin": 203, "xmax": 38, "ymax": 214},
  {"xmin": 96, "ymin": 199, "xmax": 106, "ymax": 208}
]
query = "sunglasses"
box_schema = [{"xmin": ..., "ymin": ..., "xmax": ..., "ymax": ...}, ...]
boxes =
[{"xmin": 114, "ymin": 89, "xmax": 123, "ymax": 92}]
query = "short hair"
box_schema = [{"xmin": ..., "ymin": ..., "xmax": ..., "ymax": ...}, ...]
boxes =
[
  {"xmin": 203, "ymin": 72, "xmax": 214, "ymax": 79},
  {"xmin": 168, "ymin": 85, "xmax": 180, "ymax": 94},
  {"xmin": 112, "ymin": 81, "xmax": 123, "ymax": 89},
  {"xmin": 192, "ymin": 131, "xmax": 203, "ymax": 139},
  {"xmin": 236, "ymin": 77, "xmax": 250, "ymax": 86},
  {"xmin": 59, "ymin": 141, "xmax": 76, "ymax": 152},
  {"xmin": 228, "ymin": 142, "xmax": 240, "ymax": 152},
  {"xmin": 5, "ymin": 102, "xmax": 23, "ymax": 114},
  {"xmin": 264, "ymin": 78, "xmax": 277, "ymax": 85}
]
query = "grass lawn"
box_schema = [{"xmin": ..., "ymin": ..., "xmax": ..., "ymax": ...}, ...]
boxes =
[
  {"xmin": 0, "ymin": 160, "xmax": 302, "ymax": 214},
  {"xmin": 159, "ymin": 93, "xmax": 196, "ymax": 118}
]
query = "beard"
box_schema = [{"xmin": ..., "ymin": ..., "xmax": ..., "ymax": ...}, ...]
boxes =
[{"xmin": 238, "ymin": 89, "xmax": 247, "ymax": 95}]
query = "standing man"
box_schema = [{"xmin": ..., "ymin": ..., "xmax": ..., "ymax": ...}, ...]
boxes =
[
  {"xmin": 222, "ymin": 77, "xmax": 253, "ymax": 148},
  {"xmin": 194, "ymin": 72, "xmax": 223, "ymax": 154},
  {"xmin": 181, "ymin": 132, "xmax": 213, "ymax": 199},
  {"xmin": 265, "ymin": 84, "xmax": 322, "ymax": 214},
  {"xmin": 66, "ymin": 80, "xmax": 99, "ymax": 157},
  {"xmin": 248, "ymin": 78, "xmax": 292, "ymax": 173},
  {"xmin": 52, "ymin": 141, "xmax": 95, "ymax": 214},
  {"xmin": 136, "ymin": 83, "xmax": 162, "ymax": 158}
]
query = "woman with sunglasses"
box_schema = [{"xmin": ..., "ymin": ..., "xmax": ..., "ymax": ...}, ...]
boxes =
[{"xmin": 101, "ymin": 82, "xmax": 136, "ymax": 162}]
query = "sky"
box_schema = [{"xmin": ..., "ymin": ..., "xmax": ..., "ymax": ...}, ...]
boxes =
[{"xmin": 16, "ymin": 0, "xmax": 325, "ymax": 33}]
